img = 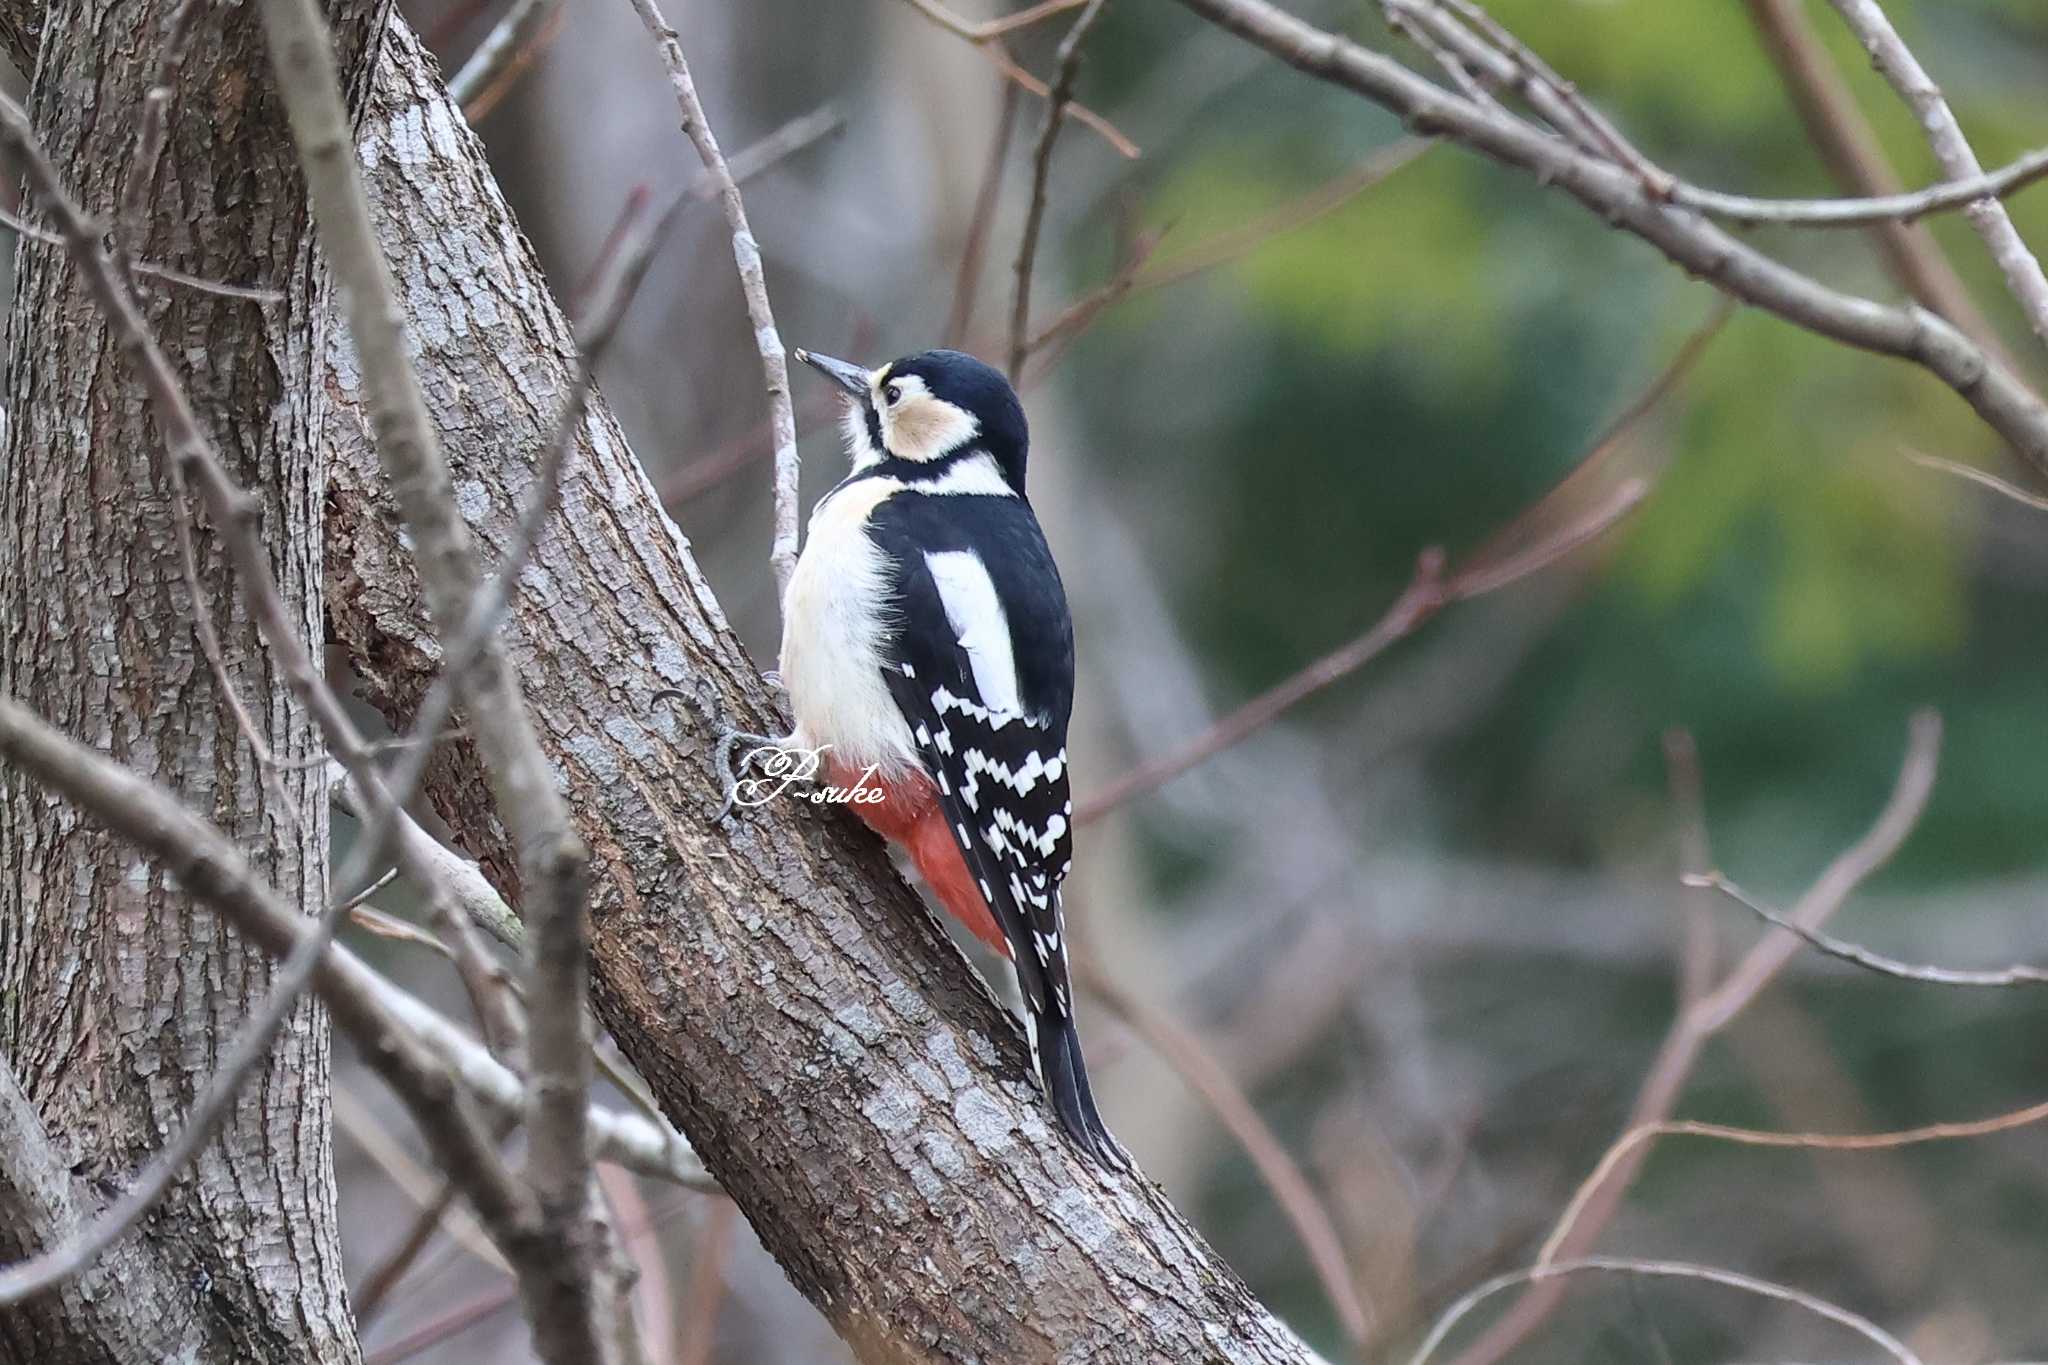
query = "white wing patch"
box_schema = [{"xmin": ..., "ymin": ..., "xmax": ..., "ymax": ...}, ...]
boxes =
[{"xmin": 925, "ymin": 550, "xmax": 1023, "ymax": 717}]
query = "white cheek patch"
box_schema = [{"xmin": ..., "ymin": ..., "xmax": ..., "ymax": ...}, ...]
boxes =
[{"xmin": 883, "ymin": 377, "xmax": 980, "ymax": 463}]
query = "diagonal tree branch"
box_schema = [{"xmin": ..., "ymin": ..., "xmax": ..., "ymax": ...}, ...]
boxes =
[
  {"xmin": 1825, "ymin": 0, "xmax": 2048, "ymax": 344},
  {"xmin": 1166, "ymin": 0, "xmax": 2048, "ymax": 478},
  {"xmin": 625, "ymin": 0, "xmax": 803, "ymax": 605},
  {"xmin": 1442, "ymin": 711, "xmax": 1941, "ymax": 1365}
]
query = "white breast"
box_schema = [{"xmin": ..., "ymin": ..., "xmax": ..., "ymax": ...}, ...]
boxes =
[{"xmin": 778, "ymin": 480, "xmax": 922, "ymax": 775}]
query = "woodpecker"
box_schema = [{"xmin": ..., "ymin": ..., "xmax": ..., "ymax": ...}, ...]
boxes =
[{"xmin": 751, "ymin": 345, "xmax": 1121, "ymax": 1165}]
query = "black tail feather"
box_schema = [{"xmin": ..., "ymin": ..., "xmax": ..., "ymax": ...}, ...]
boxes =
[{"xmin": 1035, "ymin": 1005, "xmax": 1129, "ymax": 1170}]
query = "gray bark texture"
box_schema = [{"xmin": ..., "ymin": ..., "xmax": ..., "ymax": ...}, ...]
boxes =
[
  {"xmin": 0, "ymin": 9, "xmax": 1323, "ymax": 1364},
  {"xmin": 322, "ymin": 21, "xmax": 1318, "ymax": 1365},
  {"xmin": 0, "ymin": 2, "xmax": 382, "ymax": 1362}
]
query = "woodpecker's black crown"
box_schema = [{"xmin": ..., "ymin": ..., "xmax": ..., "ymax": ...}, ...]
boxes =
[{"xmin": 887, "ymin": 349, "xmax": 1031, "ymax": 488}]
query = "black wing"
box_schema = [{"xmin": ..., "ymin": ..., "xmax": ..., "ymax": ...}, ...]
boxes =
[{"xmin": 866, "ymin": 490, "xmax": 1119, "ymax": 1163}]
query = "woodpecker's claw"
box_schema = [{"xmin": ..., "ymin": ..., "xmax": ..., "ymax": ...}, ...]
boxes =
[
  {"xmin": 710, "ymin": 727, "xmax": 796, "ymax": 823},
  {"xmin": 647, "ymin": 690, "xmax": 796, "ymax": 823}
]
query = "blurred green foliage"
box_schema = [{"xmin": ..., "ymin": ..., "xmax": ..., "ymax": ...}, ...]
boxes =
[{"xmin": 1066, "ymin": 0, "xmax": 2048, "ymax": 891}]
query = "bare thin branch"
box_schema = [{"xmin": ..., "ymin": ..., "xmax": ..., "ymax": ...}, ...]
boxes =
[
  {"xmin": 981, "ymin": 40, "xmax": 1138, "ymax": 160},
  {"xmin": 0, "ymin": 698, "xmax": 535, "ymax": 1303},
  {"xmin": 946, "ymin": 81, "xmax": 1022, "ymax": 349},
  {"xmin": 332, "ymin": 762, "xmax": 526, "ymax": 948},
  {"xmin": 1132, "ymin": 139, "xmax": 1431, "ymax": 293},
  {"xmin": 1444, "ymin": 712, "xmax": 1941, "ymax": 1365},
  {"xmin": 1543, "ymin": 1098, "xmax": 2048, "ymax": 1267},
  {"xmin": 1070, "ymin": 289, "xmax": 1730, "ymax": 829},
  {"xmin": 1077, "ymin": 957, "xmax": 1374, "ymax": 1351},
  {"xmin": 899, "ymin": 0, "xmax": 1138, "ymax": 158},
  {"xmin": 1826, "ymin": 0, "xmax": 2048, "ymax": 343},
  {"xmin": 627, "ymin": 0, "xmax": 802, "ymax": 605},
  {"xmin": 260, "ymin": 0, "xmax": 606, "ymax": 1353},
  {"xmin": 0, "ymin": 76, "xmax": 535, "ymax": 1304},
  {"xmin": 1690, "ymin": 709, "xmax": 1942, "ymax": 1032},
  {"xmin": 447, "ymin": 0, "xmax": 555, "ymax": 111},
  {"xmin": 1673, "ymin": 146, "xmax": 2048, "ymax": 227},
  {"xmin": 1412, "ymin": 1256, "xmax": 1921, "ymax": 1365},
  {"xmin": 1418, "ymin": 0, "xmax": 1672, "ymax": 195},
  {"xmin": 1907, "ymin": 447, "xmax": 2048, "ymax": 513},
  {"xmin": 333, "ymin": 1085, "xmax": 511, "ymax": 1276},
  {"xmin": 1741, "ymin": 0, "xmax": 2014, "ymax": 366},
  {"xmin": 352, "ymin": 1183, "xmax": 464, "ymax": 1325},
  {"xmin": 901, "ymin": 0, "xmax": 1087, "ymax": 41},
  {"xmin": 1166, "ymin": 0, "xmax": 2048, "ymax": 478},
  {"xmin": 1023, "ymin": 224, "xmax": 1162, "ymax": 376},
  {"xmin": 1008, "ymin": 0, "xmax": 1109, "ymax": 379},
  {"xmin": 1690, "ymin": 872, "xmax": 2048, "ymax": 988}
]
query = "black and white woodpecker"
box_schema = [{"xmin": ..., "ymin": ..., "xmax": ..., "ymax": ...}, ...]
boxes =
[{"xmin": 767, "ymin": 345, "xmax": 1121, "ymax": 1165}]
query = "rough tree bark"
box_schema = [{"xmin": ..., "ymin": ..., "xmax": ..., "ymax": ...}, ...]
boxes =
[
  {"xmin": 0, "ymin": 2, "xmax": 382, "ymax": 1361},
  {"xmin": 317, "ymin": 19, "xmax": 1322, "ymax": 1362},
  {"xmin": 0, "ymin": 9, "xmax": 1323, "ymax": 1363}
]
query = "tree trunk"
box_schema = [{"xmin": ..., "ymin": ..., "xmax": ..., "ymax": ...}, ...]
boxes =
[
  {"xmin": 320, "ymin": 19, "xmax": 1321, "ymax": 1365},
  {"xmin": 0, "ymin": 3, "xmax": 382, "ymax": 1361},
  {"xmin": 0, "ymin": 8, "xmax": 1326, "ymax": 1361}
]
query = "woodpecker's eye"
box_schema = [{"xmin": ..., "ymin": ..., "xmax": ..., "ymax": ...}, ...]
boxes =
[{"xmin": 883, "ymin": 381, "xmax": 903, "ymax": 406}]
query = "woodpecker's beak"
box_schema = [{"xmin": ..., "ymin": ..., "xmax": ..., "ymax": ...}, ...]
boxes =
[{"xmin": 794, "ymin": 348, "xmax": 871, "ymax": 399}]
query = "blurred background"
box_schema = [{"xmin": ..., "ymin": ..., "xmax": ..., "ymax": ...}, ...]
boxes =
[{"xmin": 323, "ymin": 0, "xmax": 2048, "ymax": 1359}]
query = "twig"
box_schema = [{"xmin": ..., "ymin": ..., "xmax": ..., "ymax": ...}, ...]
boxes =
[
  {"xmin": 1077, "ymin": 957, "xmax": 1374, "ymax": 1351},
  {"xmin": 1690, "ymin": 710, "xmax": 1942, "ymax": 1032},
  {"xmin": 1384, "ymin": 4, "xmax": 1502, "ymax": 115},
  {"xmin": 1442, "ymin": 712, "xmax": 1941, "ymax": 1365},
  {"xmin": 1542, "ymin": 1097, "xmax": 2048, "ymax": 1267},
  {"xmin": 436, "ymin": 891, "xmax": 532, "ymax": 1064},
  {"xmin": 1689, "ymin": 872, "xmax": 2048, "ymax": 988},
  {"xmin": 352, "ymin": 1183, "xmax": 463, "ymax": 1325},
  {"xmin": 1073, "ymin": 294, "xmax": 1718, "ymax": 822},
  {"xmin": 0, "ymin": 80, "xmax": 537, "ymax": 1305},
  {"xmin": 460, "ymin": 2, "xmax": 567, "ymax": 124},
  {"xmin": 1411, "ymin": 1256, "xmax": 1921, "ymax": 1365},
  {"xmin": 0, "ymin": 700, "xmax": 712, "ymax": 1197},
  {"xmin": 0, "ymin": 698, "xmax": 534, "ymax": 1306},
  {"xmin": 901, "ymin": 0, "xmax": 1087, "ymax": 41},
  {"xmin": 1008, "ymin": 0, "xmax": 1109, "ymax": 379},
  {"xmin": 899, "ymin": 0, "xmax": 1138, "ymax": 159},
  {"xmin": 1132, "ymin": 139, "xmax": 1431, "ymax": 294},
  {"xmin": 1672, "ymin": 146, "xmax": 2048, "ymax": 227},
  {"xmin": 946, "ymin": 81, "xmax": 1022, "ymax": 349},
  {"xmin": 333, "ymin": 1085, "xmax": 511, "ymax": 1275},
  {"xmin": 1397, "ymin": 0, "xmax": 2048, "ymax": 229},
  {"xmin": 1078, "ymin": 479, "xmax": 1643, "ymax": 822},
  {"xmin": 1908, "ymin": 447, "xmax": 2048, "ymax": 512},
  {"xmin": 447, "ymin": 0, "xmax": 555, "ymax": 111},
  {"xmin": 332, "ymin": 762, "xmax": 527, "ymax": 948},
  {"xmin": 261, "ymin": 0, "xmax": 610, "ymax": 1353},
  {"xmin": 1425, "ymin": 0, "xmax": 1673, "ymax": 196},
  {"xmin": 627, "ymin": 0, "xmax": 802, "ymax": 605},
  {"xmin": 1023, "ymin": 224, "xmax": 1162, "ymax": 378},
  {"xmin": 1826, "ymin": 0, "xmax": 2048, "ymax": 344},
  {"xmin": 1662, "ymin": 730, "xmax": 1718, "ymax": 1009},
  {"xmin": 981, "ymin": 41, "xmax": 1139, "ymax": 160},
  {"xmin": 1166, "ymin": 0, "xmax": 2048, "ymax": 478},
  {"xmin": 1740, "ymin": 0, "xmax": 2013, "ymax": 368}
]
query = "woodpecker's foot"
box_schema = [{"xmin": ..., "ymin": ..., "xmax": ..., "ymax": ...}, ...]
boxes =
[{"xmin": 710, "ymin": 727, "xmax": 802, "ymax": 822}]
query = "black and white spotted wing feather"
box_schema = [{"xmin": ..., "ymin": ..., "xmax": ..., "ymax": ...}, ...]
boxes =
[{"xmin": 867, "ymin": 490, "xmax": 1120, "ymax": 1164}]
